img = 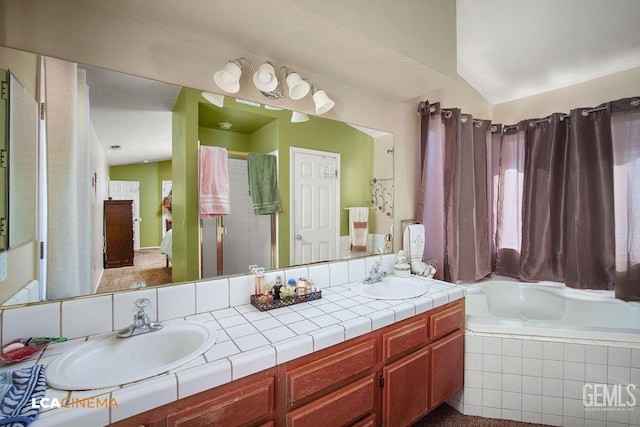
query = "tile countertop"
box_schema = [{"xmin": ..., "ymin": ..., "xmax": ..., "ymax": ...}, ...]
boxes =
[{"xmin": 26, "ymin": 277, "xmax": 465, "ymax": 426}]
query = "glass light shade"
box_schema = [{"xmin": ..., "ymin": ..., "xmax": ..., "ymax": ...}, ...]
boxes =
[
  {"xmin": 201, "ymin": 92, "xmax": 224, "ymax": 108},
  {"xmin": 312, "ymin": 89, "xmax": 335, "ymax": 114},
  {"xmin": 213, "ymin": 62, "xmax": 242, "ymax": 93},
  {"xmin": 286, "ymin": 72, "xmax": 310, "ymax": 100},
  {"xmin": 291, "ymin": 111, "xmax": 309, "ymax": 123},
  {"xmin": 253, "ymin": 62, "xmax": 278, "ymax": 92}
]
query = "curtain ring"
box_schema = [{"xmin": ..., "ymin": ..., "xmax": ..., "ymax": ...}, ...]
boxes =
[
  {"xmin": 474, "ymin": 120, "xmax": 483, "ymax": 128},
  {"xmin": 461, "ymin": 115, "xmax": 468, "ymax": 123},
  {"xmin": 631, "ymin": 99, "xmax": 640, "ymax": 107}
]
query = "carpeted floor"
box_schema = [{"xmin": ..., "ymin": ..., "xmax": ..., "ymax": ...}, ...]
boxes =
[
  {"xmin": 97, "ymin": 248, "xmax": 172, "ymax": 294},
  {"xmin": 413, "ymin": 404, "xmax": 550, "ymax": 427}
]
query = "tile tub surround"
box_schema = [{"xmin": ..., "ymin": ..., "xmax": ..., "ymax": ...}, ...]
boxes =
[
  {"xmin": 448, "ymin": 331, "xmax": 640, "ymax": 427},
  {"xmin": 0, "ymin": 254, "xmax": 465, "ymax": 426}
]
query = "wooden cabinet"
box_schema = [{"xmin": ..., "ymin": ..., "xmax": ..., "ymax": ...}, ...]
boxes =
[
  {"xmin": 285, "ymin": 374, "xmax": 376, "ymax": 427},
  {"xmin": 117, "ymin": 299, "xmax": 465, "ymax": 427},
  {"xmin": 112, "ymin": 370, "xmax": 277, "ymax": 427},
  {"xmin": 429, "ymin": 329, "xmax": 464, "ymax": 409},
  {"xmin": 103, "ymin": 200, "xmax": 134, "ymax": 268},
  {"xmin": 382, "ymin": 346, "xmax": 430, "ymax": 427}
]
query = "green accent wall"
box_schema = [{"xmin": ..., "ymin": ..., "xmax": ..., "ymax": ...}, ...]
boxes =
[
  {"xmin": 191, "ymin": 89, "xmax": 373, "ymax": 268},
  {"xmin": 171, "ymin": 88, "xmax": 201, "ymax": 283},
  {"xmin": 109, "ymin": 160, "xmax": 172, "ymax": 248},
  {"xmin": 171, "ymin": 88, "xmax": 373, "ymax": 278}
]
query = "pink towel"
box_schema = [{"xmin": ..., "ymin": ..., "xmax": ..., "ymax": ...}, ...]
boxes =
[
  {"xmin": 349, "ymin": 207, "xmax": 369, "ymax": 252},
  {"xmin": 199, "ymin": 146, "xmax": 230, "ymax": 217}
]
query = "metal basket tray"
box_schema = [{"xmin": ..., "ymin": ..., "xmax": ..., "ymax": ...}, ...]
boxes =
[{"xmin": 250, "ymin": 290, "xmax": 322, "ymax": 311}]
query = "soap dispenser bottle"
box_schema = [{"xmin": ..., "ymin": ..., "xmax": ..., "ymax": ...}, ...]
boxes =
[{"xmin": 254, "ymin": 267, "xmax": 265, "ymax": 296}]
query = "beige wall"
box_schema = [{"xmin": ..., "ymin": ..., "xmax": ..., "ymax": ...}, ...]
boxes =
[{"xmin": 494, "ymin": 66, "xmax": 640, "ymax": 124}]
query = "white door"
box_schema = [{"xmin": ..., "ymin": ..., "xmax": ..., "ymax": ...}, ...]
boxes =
[
  {"xmin": 109, "ymin": 180, "xmax": 141, "ymax": 251},
  {"xmin": 290, "ymin": 147, "xmax": 340, "ymax": 265}
]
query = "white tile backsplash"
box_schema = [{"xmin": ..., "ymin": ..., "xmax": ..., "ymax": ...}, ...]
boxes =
[
  {"xmin": 229, "ymin": 275, "xmax": 254, "ymax": 306},
  {"xmin": 347, "ymin": 258, "xmax": 366, "ymax": 283},
  {"xmin": 196, "ymin": 278, "xmax": 229, "ymax": 313},
  {"xmin": 157, "ymin": 283, "xmax": 196, "ymax": 321},
  {"xmin": 61, "ymin": 295, "xmax": 112, "ymax": 339},
  {"xmin": 329, "ymin": 261, "xmax": 349, "ymax": 286},
  {"xmin": 307, "ymin": 264, "xmax": 330, "ymax": 288},
  {"xmin": 3, "ymin": 302, "xmax": 61, "ymax": 343}
]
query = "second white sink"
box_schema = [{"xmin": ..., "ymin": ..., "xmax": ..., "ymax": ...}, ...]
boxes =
[
  {"xmin": 46, "ymin": 321, "xmax": 218, "ymax": 390},
  {"xmin": 351, "ymin": 275, "xmax": 430, "ymax": 300}
]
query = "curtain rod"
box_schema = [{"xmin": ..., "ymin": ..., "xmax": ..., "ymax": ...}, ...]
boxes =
[{"xmin": 372, "ymin": 178, "xmax": 393, "ymax": 183}]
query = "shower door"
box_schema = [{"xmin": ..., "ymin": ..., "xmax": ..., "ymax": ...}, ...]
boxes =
[{"xmin": 201, "ymin": 158, "xmax": 272, "ymax": 278}]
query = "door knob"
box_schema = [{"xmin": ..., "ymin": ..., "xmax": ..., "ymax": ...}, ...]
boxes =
[{"xmin": 295, "ymin": 234, "xmax": 303, "ymax": 240}]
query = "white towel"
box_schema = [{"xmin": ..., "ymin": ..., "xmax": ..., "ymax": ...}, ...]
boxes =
[
  {"xmin": 403, "ymin": 224, "xmax": 434, "ymax": 277},
  {"xmin": 403, "ymin": 224, "xmax": 425, "ymax": 260},
  {"xmin": 199, "ymin": 146, "xmax": 230, "ymax": 217},
  {"xmin": 348, "ymin": 207, "xmax": 369, "ymax": 252}
]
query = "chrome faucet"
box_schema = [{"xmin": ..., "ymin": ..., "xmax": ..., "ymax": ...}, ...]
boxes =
[
  {"xmin": 363, "ymin": 261, "xmax": 387, "ymax": 284},
  {"xmin": 117, "ymin": 298, "xmax": 163, "ymax": 338}
]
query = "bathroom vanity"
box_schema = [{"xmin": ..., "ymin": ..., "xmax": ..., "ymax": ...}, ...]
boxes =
[{"xmin": 112, "ymin": 298, "xmax": 464, "ymax": 426}]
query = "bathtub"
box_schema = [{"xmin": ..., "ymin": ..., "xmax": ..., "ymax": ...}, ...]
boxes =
[
  {"xmin": 450, "ymin": 277, "xmax": 640, "ymax": 425},
  {"xmin": 464, "ymin": 277, "xmax": 640, "ymax": 343}
]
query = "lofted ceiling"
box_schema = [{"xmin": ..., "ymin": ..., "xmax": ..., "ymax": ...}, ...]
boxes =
[
  {"xmin": 456, "ymin": 0, "xmax": 640, "ymax": 104},
  {"xmin": 75, "ymin": 0, "xmax": 640, "ymax": 165}
]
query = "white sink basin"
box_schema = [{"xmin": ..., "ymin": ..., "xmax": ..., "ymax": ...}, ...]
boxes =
[
  {"xmin": 351, "ymin": 275, "xmax": 430, "ymax": 300},
  {"xmin": 46, "ymin": 321, "xmax": 218, "ymax": 390}
]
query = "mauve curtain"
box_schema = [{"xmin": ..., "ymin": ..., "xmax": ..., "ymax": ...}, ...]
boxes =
[
  {"xmin": 488, "ymin": 125, "xmax": 502, "ymax": 270},
  {"xmin": 495, "ymin": 122, "xmax": 526, "ymax": 277},
  {"xmin": 418, "ymin": 103, "xmax": 491, "ymax": 282},
  {"xmin": 564, "ymin": 107, "xmax": 616, "ymax": 290},
  {"xmin": 519, "ymin": 114, "xmax": 569, "ymax": 282},
  {"xmin": 418, "ymin": 102, "xmax": 445, "ymax": 280},
  {"xmin": 611, "ymin": 98, "xmax": 640, "ymax": 300}
]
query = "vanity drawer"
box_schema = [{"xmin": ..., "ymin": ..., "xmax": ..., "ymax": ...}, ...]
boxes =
[
  {"xmin": 285, "ymin": 340, "xmax": 376, "ymax": 408},
  {"xmin": 285, "ymin": 374, "xmax": 376, "ymax": 427},
  {"xmin": 382, "ymin": 318, "xmax": 428, "ymax": 363},
  {"xmin": 429, "ymin": 300, "xmax": 464, "ymax": 340}
]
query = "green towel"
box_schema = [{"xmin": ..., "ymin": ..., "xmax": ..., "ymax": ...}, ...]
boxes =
[{"xmin": 247, "ymin": 153, "xmax": 282, "ymax": 215}]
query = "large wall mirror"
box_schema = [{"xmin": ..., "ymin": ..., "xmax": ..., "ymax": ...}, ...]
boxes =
[{"xmin": 0, "ymin": 44, "xmax": 394, "ymax": 306}]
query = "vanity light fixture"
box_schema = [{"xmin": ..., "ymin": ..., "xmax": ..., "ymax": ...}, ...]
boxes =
[
  {"xmin": 201, "ymin": 92, "xmax": 225, "ymax": 108},
  {"xmin": 311, "ymin": 85, "xmax": 335, "ymax": 115},
  {"xmin": 213, "ymin": 57, "xmax": 335, "ymax": 114},
  {"xmin": 291, "ymin": 111, "xmax": 309, "ymax": 123}
]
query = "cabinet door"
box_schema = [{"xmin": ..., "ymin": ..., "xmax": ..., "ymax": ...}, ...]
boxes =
[
  {"xmin": 429, "ymin": 329, "xmax": 464, "ymax": 409},
  {"xmin": 382, "ymin": 346, "xmax": 430, "ymax": 427},
  {"xmin": 285, "ymin": 374, "xmax": 376, "ymax": 427},
  {"xmin": 166, "ymin": 376, "xmax": 275, "ymax": 427}
]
